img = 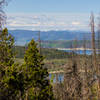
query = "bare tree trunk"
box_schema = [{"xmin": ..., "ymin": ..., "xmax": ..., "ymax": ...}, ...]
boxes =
[
  {"xmin": 90, "ymin": 12, "xmax": 100, "ymax": 100},
  {"xmin": 97, "ymin": 13, "xmax": 100, "ymax": 100},
  {"xmin": 97, "ymin": 14, "xmax": 100, "ymax": 55},
  {"xmin": 81, "ymin": 36, "xmax": 89, "ymax": 100},
  {"xmin": 90, "ymin": 12, "xmax": 97, "ymax": 71},
  {"xmin": 0, "ymin": 0, "xmax": 9, "ymax": 30}
]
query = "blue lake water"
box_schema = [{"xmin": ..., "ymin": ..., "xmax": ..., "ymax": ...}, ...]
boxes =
[
  {"xmin": 49, "ymin": 73, "xmax": 64, "ymax": 83},
  {"xmin": 64, "ymin": 50, "xmax": 100, "ymax": 55}
]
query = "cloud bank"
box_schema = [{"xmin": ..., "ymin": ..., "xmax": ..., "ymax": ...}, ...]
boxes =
[{"xmin": 6, "ymin": 13, "xmax": 98, "ymax": 31}]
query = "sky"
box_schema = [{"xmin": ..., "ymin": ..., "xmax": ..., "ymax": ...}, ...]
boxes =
[
  {"xmin": 3, "ymin": 0, "xmax": 100, "ymax": 31},
  {"xmin": 6, "ymin": 0, "xmax": 100, "ymax": 13}
]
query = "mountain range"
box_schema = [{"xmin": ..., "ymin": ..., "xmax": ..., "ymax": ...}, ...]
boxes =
[{"xmin": 9, "ymin": 30, "xmax": 92, "ymax": 46}]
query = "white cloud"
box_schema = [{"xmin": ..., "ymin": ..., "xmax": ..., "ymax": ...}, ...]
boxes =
[
  {"xmin": 6, "ymin": 13, "xmax": 94, "ymax": 31},
  {"xmin": 72, "ymin": 21, "xmax": 80, "ymax": 26}
]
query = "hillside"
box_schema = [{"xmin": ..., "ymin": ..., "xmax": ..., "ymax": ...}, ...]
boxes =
[
  {"xmin": 14, "ymin": 46, "xmax": 73, "ymax": 59},
  {"xmin": 9, "ymin": 30, "xmax": 92, "ymax": 45}
]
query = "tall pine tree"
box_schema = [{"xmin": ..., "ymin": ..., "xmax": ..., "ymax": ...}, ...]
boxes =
[
  {"xmin": 24, "ymin": 39, "xmax": 55, "ymax": 100},
  {"xmin": 0, "ymin": 28, "xmax": 16, "ymax": 99},
  {"xmin": 0, "ymin": 28, "xmax": 14, "ymax": 67}
]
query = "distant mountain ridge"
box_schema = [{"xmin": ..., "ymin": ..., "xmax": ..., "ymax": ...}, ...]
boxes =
[{"xmin": 9, "ymin": 30, "xmax": 92, "ymax": 45}]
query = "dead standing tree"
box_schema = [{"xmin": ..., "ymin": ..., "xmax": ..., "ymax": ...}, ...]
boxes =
[
  {"xmin": 0, "ymin": 0, "xmax": 10, "ymax": 30},
  {"xmin": 63, "ymin": 39, "xmax": 82, "ymax": 100},
  {"xmin": 97, "ymin": 15, "xmax": 100, "ymax": 55},
  {"xmin": 81, "ymin": 36, "xmax": 90, "ymax": 100},
  {"xmin": 64, "ymin": 60, "xmax": 82, "ymax": 100},
  {"xmin": 97, "ymin": 13, "xmax": 100, "ymax": 100},
  {"xmin": 90, "ymin": 12, "xmax": 100, "ymax": 100},
  {"xmin": 90, "ymin": 13, "xmax": 97, "ymax": 71}
]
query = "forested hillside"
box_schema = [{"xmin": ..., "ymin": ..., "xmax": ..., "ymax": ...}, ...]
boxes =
[{"xmin": 14, "ymin": 46, "xmax": 73, "ymax": 59}]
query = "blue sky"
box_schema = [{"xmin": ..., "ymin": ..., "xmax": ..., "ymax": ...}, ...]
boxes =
[
  {"xmin": 6, "ymin": 0, "xmax": 100, "ymax": 13},
  {"xmin": 4, "ymin": 0, "xmax": 100, "ymax": 31}
]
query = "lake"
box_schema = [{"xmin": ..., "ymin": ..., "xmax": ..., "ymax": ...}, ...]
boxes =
[
  {"xmin": 49, "ymin": 73, "xmax": 64, "ymax": 83},
  {"xmin": 64, "ymin": 50, "xmax": 100, "ymax": 55}
]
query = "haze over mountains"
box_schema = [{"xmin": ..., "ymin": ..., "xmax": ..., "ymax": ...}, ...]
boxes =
[{"xmin": 9, "ymin": 30, "xmax": 92, "ymax": 46}]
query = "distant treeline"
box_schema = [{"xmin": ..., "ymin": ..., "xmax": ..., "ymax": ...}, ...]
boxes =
[
  {"xmin": 13, "ymin": 46, "xmax": 73, "ymax": 59},
  {"xmin": 41, "ymin": 40, "xmax": 91, "ymax": 48},
  {"xmin": 41, "ymin": 40, "xmax": 100, "ymax": 49}
]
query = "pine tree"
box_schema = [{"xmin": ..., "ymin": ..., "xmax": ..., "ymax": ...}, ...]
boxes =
[
  {"xmin": 0, "ymin": 28, "xmax": 16, "ymax": 99},
  {"xmin": 0, "ymin": 31, "xmax": 55, "ymax": 100},
  {"xmin": 0, "ymin": 28, "xmax": 15, "ymax": 81},
  {"xmin": 0, "ymin": 28, "xmax": 14, "ymax": 67},
  {"xmin": 0, "ymin": 28, "xmax": 27, "ymax": 100},
  {"xmin": 24, "ymin": 39, "xmax": 55, "ymax": 100}
]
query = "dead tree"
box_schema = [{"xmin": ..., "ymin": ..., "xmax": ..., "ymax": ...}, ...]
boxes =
[
  {"xmin": 81, "ymin": 36, "xmax": 89, "ymax": 100},
  {"xmin": 63, "ymin": 39, "xmax": 82, "ymax": 100},
  {"xmin": 96, "ymin": 13, "xmax": 100, "ymax": 100},
  {"xmin": 0, "ymin": 0, "xmax": 10, "ymax": 30},
  {"xmin": 97, "ymin": 16, "xmax": 100, "ymax": 55},
  {"xmin": 90, "ymin": 12, "xmax": 97, "ymax": 72},
  {"xmin": 64, "ymin": 61, "xmax": 82, "ymax": 100},
  {"xmin": 90, "ymin": 12, "xmax": 100, "ymax": 100}
]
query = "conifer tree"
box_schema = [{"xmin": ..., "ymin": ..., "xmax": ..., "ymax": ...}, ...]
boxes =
[
  {"xmin": 0, "ymin": 28, "xmax": 14, "ymax": 67},
  {"xmin": 0, "ymin": 28, "xmax": 15, "ymax": 81},
  {"xmin": 24, "ymin": 39, "xmax": 55, "ymax": 100},
  {"xmin": 0, "ymin": 28, "xmax": 16, "ymax": 99},
  {"xmin": 0, "ymin": 31, "xmax": 55, "ymax": 100}
]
